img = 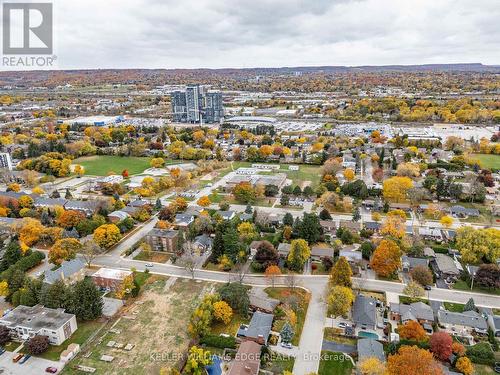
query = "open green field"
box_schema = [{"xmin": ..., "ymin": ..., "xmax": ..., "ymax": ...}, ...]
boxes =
[
  {"xmin": 318, "ymin": 351, "xmax": 354, "ymax": 375},
  {"xmin": 74, "ymin": 155, "xmax": 182, "ymax": 176},
  {"xmin": 74, "ymin": 156, "xmax": 152, "ymax": 175},
  {"xmin": 475, "ymin": 154, "xmax": 500, "ymax": 171}
]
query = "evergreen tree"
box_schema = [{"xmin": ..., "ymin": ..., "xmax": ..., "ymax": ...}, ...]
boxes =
[
  {"xmin": 464, "ymin": 298, "xmax": 476, "ymax": 312},
  {"xmin": 283, "ymin": 212, "xmax": 294, "ymax": 227},
  {"xmin": 154, "ymin": 198, "xmax": 162, "ymax": 210},
  {"xmin": 223, "ymin": 225, "xmax": 240, "ymax": 262},
  {"xmin": 280, "ymin": 322, "xmax": 294, "ymax": 344},
  {"xmin": 352, "ymin": 206, "xmax": 361, "ymax": 222},
  {"xmin": 50, "ymin": 190, "xmax": 61, "ymax": 199},
  {"xmin": 245, "ymin": 204, "xmax": 253, "ymax": 214},
  {"xmin": 19, "ymin": 278, "xmax": 42, "ymax": 307},
  {"xmin": 40, "ymin": 280, "xmax": 68, "ymax": 309},
  {"xmin": 0, "ymin": 239, "xmax": 22, "ymax": 272},
  {"xmin": 65, "ymin": 188, "xmax": 73, "ymax": 199},
  {"xmin": 298, "ymin": 213, "xmax": 322, "ymax": 244},
  {"xmin": 210, "ymin": 221, "xmax": 227, "ymax": 262},
  {"xmin": 65, "ymin": 278, "xmax": 103, "ymax": 320},
  {"xmin": 319, "ymin": 209, "xmax": 332, "ymax": 220}
]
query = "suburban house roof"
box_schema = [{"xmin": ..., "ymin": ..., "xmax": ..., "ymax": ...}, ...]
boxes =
[
  {"xmin": 390, "ymin": 301, "xmax": 434, "ymax": 322},
  {"xmin": 108, "ymin": 210, "xmax": 130, "ymax": 221},
  {"xmin": 438, "ymin": 310, "xmax": 487, "ymax": 330},
  {"xmin": 194, "ymin": 234, "xmax": 213, "ymax": 248},
  {"xmin": 277, "ymin": 243, "xmax": 291, "ymax": 256},
  {"xmin": 448, "ymin": 205, "xmax": 480, "ymax": 216},
  {"xmin": 401, "ymin": 256, "xmax": 429, "ymax": 270},
  {"xmin": 128, "ymin": 199, "xmax": 150, "ymax": 207},
  {"xmin": 423, "ymin": 247, "xmax": 436, "ymax": 257},
  {"xmin": 227, "ymin": 341, "xmax": 261, "ymax": 375},
  {"xmin": 216, "ymin": 210, "xmax": 235, "ymax": 220},
  {"xmin": 237, "ymin": 311, "xmax": 274, "ymax": 343},
  {"xmin": 357, "ymin": 338, "xmax": 385, "ymax": 362},
  {"xmin": 352, "ymin": 295, "xmax": 377, "ymax": 328},
  {"xmin": 92, "ymin": 268, "xmax": 132, "ymax": 281},
  {"xmin": 311, "ymin": 245, "xmax": 334, "ymax": 258},
  {"xmin": 175, "ymin": 214, "xmax": 194, "ymax": 225},
  {"xmin": 44, "ymin": 258, "xmax": 85, "ymax": 284},
  {"xmin": 33, "ymin": 197, "xmax": 68, "ymax": 207},
  {"xmin": 434, "ymin": 254, "xmax": 460, "ymax": 275},
  {"xmin": 363, "ymin": 221, "xmax": 381, "ymax": 231},
  {"xmin": 249, "ymin": 288, "xmax": 280, "ymax": 313}
]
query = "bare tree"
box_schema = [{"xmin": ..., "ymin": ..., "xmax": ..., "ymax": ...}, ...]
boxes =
[
  {"xmin": 81, "ymin": 239, "xmax": 102, "ymax": 268},
  {"xmin": 285, "ymin": 272, "xmax": 298, "ymax": 290},
  {"xmin": 232, "ymin": 262, "xmax": 248, "ymax": 284},
  {"xmin": 182, "ymin": 257, "xmax": 196, "ymax": 279}
]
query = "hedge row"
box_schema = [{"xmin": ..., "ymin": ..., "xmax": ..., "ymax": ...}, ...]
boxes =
[
  {"xmin": 199, "ymin": 334, "xmax": 236, "ymax": 349},
  {"xmin": 0, "ymin": 251, "xmax": 45, "ymax": 280}
]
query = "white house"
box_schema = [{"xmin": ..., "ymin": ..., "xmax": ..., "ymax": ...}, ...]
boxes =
[{"xmin": 0, "ymin": 305, "xmax": 77, "ymax": 345}]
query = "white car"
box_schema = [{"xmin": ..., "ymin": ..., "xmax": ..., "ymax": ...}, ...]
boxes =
[
  {"xmin": 338, "ymin": 322, "xmax": 349, "ymax": 328},
  {"xmin": 145, "ymin": 263, "xmax": 153, "ymax": 267}
]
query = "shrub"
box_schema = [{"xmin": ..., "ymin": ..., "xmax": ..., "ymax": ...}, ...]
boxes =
[
  {"xmin": 199, "ymin": 334, "xmax": 236, "ymax": 349},
  {"xmin": 0, "ymin": 251, "xmax": 45, "ymax": 280},
  {"xmin": 466, "ymin": 342, "xmax": 495, "ymax": 365}
]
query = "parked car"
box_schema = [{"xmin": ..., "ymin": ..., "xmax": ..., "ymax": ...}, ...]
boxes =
[
  {"xmin": 145, "ymin": 263, "xmax": 153, "ymax": 267},
  {"xmin": 280, "ymin": 342, "xmax": 293, "ymax": 349},
  {"xmin": 424, "ymin": 285, "xmax": 432, "ymax": 290},
  {"xmin": 338, "ymin": 322, "xmax": 349, "ymax": 328},
  {"xmin": 19, "ymin": 354, "xmax": 31, "ymax": 364},
  {"xmin": 12, "ymin": 354, "xmax": 23, "ymax": 363},
  {"xmin": 46, "ymin": 367, "xmax": 58, "ymax": 374}
]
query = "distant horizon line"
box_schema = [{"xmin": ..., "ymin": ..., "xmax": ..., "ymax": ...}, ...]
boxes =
[{"xmin": 2, "ymin": 62, "xmax": 500, "ymax": 73}]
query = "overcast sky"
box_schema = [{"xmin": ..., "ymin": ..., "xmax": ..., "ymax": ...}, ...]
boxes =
[{"xmin": 14, "ymin": 0, "xmax": 500, "ymax": 69}]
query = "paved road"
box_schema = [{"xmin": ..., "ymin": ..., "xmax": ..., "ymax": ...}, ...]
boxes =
[{"xmin": 322, "ymin": 340, "xmax": 356, "ymax": 354}]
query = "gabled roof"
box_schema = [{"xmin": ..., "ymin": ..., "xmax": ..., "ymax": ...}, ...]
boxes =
[
  {"xmin": 438, "ymin": 310, "xmax": 487, "ymax": 330},
  {"xmin": 237, "ymin": 311, "xmax": 274, "ymax": 343},
  {"xmin": 352, "ymin": 295, "xmax": 377, "ymax": 327},
  {"xmin": 277, "ymin": 243, "xmax": 291, "ymax": 256},
  {"xmin": 357, "ymin": 338, "xmax": 385, "ymax": 362},
  {"xmin": 434, "ymin": 254, "xmax": 460, "ymax": 275},
  {"xmin": 390, "ymin": 301, "xmax": 434, "ymax": 322},
  {"xmin": 44, "ymin": 258, "xmax": 85, "ymax": 284}
]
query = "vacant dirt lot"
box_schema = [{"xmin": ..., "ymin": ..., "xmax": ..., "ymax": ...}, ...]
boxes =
[{"xmin": 63, "ymin": 277, "xmax": 216, "ymax": 374}]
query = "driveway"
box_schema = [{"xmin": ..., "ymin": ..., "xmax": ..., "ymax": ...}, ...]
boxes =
[
  {"xmin": 0, "ymin": 352, "xmax": 62, "ymax": 375},
  {"xmin": 322, "ymin": 340, "xmax": 356, "ymax": 354}
]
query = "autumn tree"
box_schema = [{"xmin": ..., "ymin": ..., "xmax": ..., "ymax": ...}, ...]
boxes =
[
  {"xmin": 237, "ymin": 221, "xmax": 257, "ymax": 242},
  {"xmin": 387, "ymin": 345, "xmax": 443, "ymax": 375},
  {"xmin": 370, "ymin": 239, "xmax": 401, "ymax": 277},
  {"xmin": 410, "ymin": 265, "xmax": 433, "ymax": 286},
  {"xmin": 440, "ymin": 215, "xmax": 453, "ymax": 228},
  {"xmin": 455, "ymin": 356, "xmax": 473, "ymax": 375},
  {"xmin": 80, "ymin": 238, "xmax": 101, "ymax": 267},
  {"xmin": 452, "ymin": 342, "xmax": 466, "ymax": 356},
  {"xmin": 329, "ymin": 256, "xmax": 352, "ymax": 287},
  {"xmin": 26, "ymin": 335, "xmax": 49, "ymax": 355},
  {"xmin": 327, "ymin": 286, "xmax": 354, "ymax": 317},
  {"xmin": 287, "ymin": 239, "xmax": 310, "ymax": 271},
  {"xmin": 398, "ymin": 320, "xmax": 428, "ymax": 342},
  {"xmin": 49, "ymin": 238, "xmax": 81, "ymax": 265},
  {"xmin": 57, "ymin": 210, "xmax": 85, "ymax": 229},
  {"xmin": 93, "ymin": 224, "xmax": 122, "ymax": 248},
  {"xmin": 184, "ymin": 346, "xmax": 212, "ymax": 375},
  {"xmin": 358, "ymin": 357, "xmax": 387, "ymax": 375},
  {"xmin": 196, "ymin": 195, "xmax": 211, "ymax": 207},
  {"xmin": 343, "ymin": 168, "xmax": 355, "ymax": 181},
  {"xmin": 232, "ymin": 182, "xmax": 256, "ymax": 204},
  {"xmin": 430, "ymin": 331, "xmax": 453, "ymax": 361},
  {"xmin": 403, "ymin": 281, "xmax": 425, "ymax": 298},
  {"xmin": 383, "ymin": 176, "xmax": 414, "ymax": 202},
  {"xmin": 150, "ymin": 157, "xmax": 165, "ymax": 168},
  {"xmin": 265, "ymin": 265, "xmax": 281, "ymax": 288},
  {"xmin": 455, "ymin": 227, "xmax": 500, "ymax": 264},
  {"xmin": 213, "ymin": 301, "xmax": 233, "ymax": 324}
]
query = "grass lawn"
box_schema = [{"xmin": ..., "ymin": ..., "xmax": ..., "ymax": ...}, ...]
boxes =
[
  {"xmin": 475, "ymin": 154, "xmax": 500, "ymax": 171},
  {"xmin": 453, "ymin": 280, "xmax": 500, "ymax": 296},
  {"xmin": 475, "ymin": 364, "xmax": 496, "ymax": 374},
  {"xmin": 211, "ymin": 313, "xmax": 249, "ymax": 336},
  {"xmin": 265, "ymin": 287, "xmax": 310, "ymax": 346},
  {"xmin": 318, "ymin": 351, "xmax": 353, "ymax": 375},
  {"xmin": 399, "ymin": 296, "xmax": 429, "ymax": 305},
  {"xmin": 133, "ymin": 251, "xmax": 171, "ymax": 263},
  {"xmin": 282, "ymin": 164, "xmax": 322, "ymax": 188},
  {"xmin": 262, "ymin": 354, "xmax": 295, "ymax": 374},
  {"xmin": 443, "ymin": 302, "xmax": 465, "ymax": 312},
  {"xmin": 323, "ymin": 328, "xmax": 357, "ymax": 345},
  {"xmin": 35, "ymin": 320, "xmax": 105, "ymax": 361},
  {"xmin": 74, "ymin": 155, "xmax": 153, "ymax": 176}
]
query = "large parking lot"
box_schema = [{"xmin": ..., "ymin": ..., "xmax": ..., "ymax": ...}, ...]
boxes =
[{"xmin": 0, "ymin": 351, "xmax": 62, "ymax": 375}]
